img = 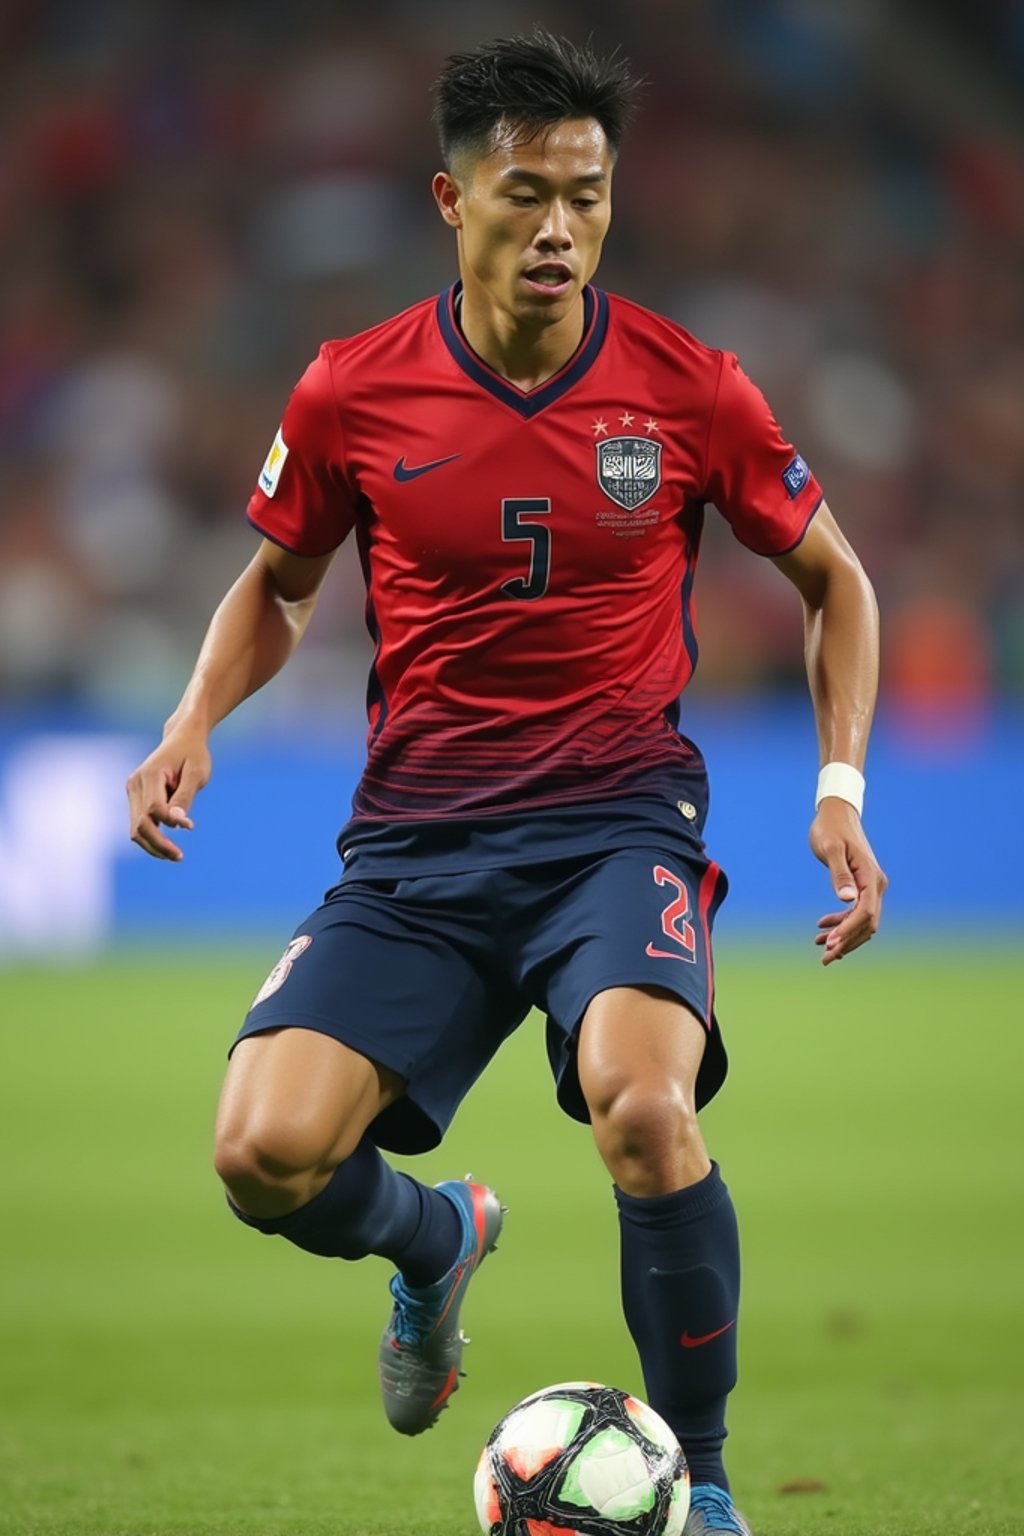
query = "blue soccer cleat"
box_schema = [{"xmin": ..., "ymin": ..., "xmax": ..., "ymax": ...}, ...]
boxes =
[
  {"xmin": 378, "ymin": 1178, "xmax": 505, "ymax": 1435},
  {"xmin": 684, "ymin": 1484, "xmax": 754, "ymax": 1535}
]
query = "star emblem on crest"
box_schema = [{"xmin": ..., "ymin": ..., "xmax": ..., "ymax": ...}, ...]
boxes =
[
  {"xmin": 619, "ymin": 410, "xmax": 635, "ymax": 428},
  {"xmin": 643, "ymin": 417, "xmax": 661, "ymax": 434},
  {"xmin": 592, "ymin": 417, "xmax": 609, "ymax": 437}
]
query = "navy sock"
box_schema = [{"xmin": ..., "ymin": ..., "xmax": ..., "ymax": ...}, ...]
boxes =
[
  {"xmin": 615, "ymin": 1162, "xmax": 740, "ymax": 1491},
  {"xmin": 228, "ymin": 1135, "xmax": 463, "ymax": 1286}
]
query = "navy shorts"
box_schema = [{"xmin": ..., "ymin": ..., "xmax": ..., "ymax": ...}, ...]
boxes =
[{"xmin": 233, "ymin": 805, "xmax": 729, "ymax": 1155}]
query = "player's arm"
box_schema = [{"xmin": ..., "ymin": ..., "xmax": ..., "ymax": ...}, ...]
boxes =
[
  {"xmin": 126, "ymin": 538, "xmax": 336, "ymax": 861},
  {"xmin": 772, "ymin": 502, "xmax": 888, "ymax": 964}
]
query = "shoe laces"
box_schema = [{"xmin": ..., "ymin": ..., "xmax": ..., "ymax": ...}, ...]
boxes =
[
  {"xmin": 388, "ymin": 1272, "xmax": 446, "ymax": 1346},
  {"xmin": 690, "ymin": 1484, "xmax": 745, "ymax": 1534}
]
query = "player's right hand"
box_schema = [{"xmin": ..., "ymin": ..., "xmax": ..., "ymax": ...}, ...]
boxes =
[{"xmin": 126, "ymin": 731, "xmax": 212, "ymax": 861}]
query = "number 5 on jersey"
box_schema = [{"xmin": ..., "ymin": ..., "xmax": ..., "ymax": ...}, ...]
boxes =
[
  {"xmin": 501, "ymin": 497, "xmax": 551, "ymax": 600},
  {"xmin": 646, "ymin": 864, "xmax": 697, "ymax": 962}
]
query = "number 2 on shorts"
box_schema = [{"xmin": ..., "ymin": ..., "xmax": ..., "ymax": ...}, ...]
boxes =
[{"xmin": 645, "ymin": 864, "xmax": 697, "ymax": 962}]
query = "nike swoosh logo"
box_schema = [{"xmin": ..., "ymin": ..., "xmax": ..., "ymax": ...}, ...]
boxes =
[
  {"xmin": 393, "ymin": 453, "xmax": 461, "ymax": 482},
  {"xmin": 680, "ymin": 1320, "xmax": 736, "ymax": 1349}
]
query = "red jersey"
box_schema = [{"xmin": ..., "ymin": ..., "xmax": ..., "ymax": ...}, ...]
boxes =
[{"xmin": 248, "ymin": 284, "xmax": 822, "ymax": 821}]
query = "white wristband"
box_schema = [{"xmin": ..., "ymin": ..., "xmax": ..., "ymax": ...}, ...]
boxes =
[{"xmin": 815, "ymin": 761, "xmax": 865, "ymax": 815}]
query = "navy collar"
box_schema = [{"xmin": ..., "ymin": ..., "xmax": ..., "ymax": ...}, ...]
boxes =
[{"xmin": 436, "ymin": 280, "xmax": 609, "ymax": 419}]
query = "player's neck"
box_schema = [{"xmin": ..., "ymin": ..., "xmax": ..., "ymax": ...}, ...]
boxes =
[{"xmin": 456, "ymin": 286, "xmax": 586, "ymax": 392}]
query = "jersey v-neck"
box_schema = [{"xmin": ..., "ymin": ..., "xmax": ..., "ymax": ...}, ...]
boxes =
[{"xmin": 435, "ymin": 280, "xmax": 610, "ymax": 419}]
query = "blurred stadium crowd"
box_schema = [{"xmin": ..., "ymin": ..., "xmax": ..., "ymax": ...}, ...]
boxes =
[{"xmin": 2, "ymin": 0, "xmax": 1022, "ymax": 726}]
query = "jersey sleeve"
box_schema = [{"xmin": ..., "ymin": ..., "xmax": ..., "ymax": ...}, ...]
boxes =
[
  {"xmin": 247, "ymin": 346, "xmax": 357, "ymax": 556},
  {"xmin": 703, "ymin": 352, "xmax": 822, "ymax": 556}
]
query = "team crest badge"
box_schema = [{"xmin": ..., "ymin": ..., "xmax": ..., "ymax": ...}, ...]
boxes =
[{"xmin": 596, "ymin": 436, "xmax": 662, "ymax": 510}]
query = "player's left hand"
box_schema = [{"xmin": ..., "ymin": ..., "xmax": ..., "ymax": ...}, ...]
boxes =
[{"xmin": 809, "ymin": 799, "xmax": 887, "ymax": 966}]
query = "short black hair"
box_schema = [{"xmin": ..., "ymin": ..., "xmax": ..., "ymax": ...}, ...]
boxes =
[{"xmin": 434, "ymin": 30, "xmax": 642, "ymax": 170}]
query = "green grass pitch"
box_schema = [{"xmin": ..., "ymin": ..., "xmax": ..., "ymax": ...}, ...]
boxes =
[{"xmin": 1, "ymin": 943, "xmax": 1021, "ymax": 1536}]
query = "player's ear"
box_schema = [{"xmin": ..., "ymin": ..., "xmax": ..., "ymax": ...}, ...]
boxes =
[{"xmin": 433, "ymin": 170, "xmax": 463, "ymax": 229}]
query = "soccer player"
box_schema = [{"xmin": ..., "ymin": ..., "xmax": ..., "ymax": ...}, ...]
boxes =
[{"xmin": 127, "ymin": 31, "xmax": 886, "ymax": 1536}]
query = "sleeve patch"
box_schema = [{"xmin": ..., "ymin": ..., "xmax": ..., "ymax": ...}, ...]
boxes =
[
  {"xmin": 258, "ymin": 427, "xmax": 289, "ymax": 497},
  {"xmin": 781, "ymin": 453, "xmax": 809, "ymax": 499}
]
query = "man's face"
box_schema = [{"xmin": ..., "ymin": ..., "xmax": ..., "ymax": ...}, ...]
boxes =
[{"xmin": 434, "ymin": 117, "xmax": 614, "ymax": 325}]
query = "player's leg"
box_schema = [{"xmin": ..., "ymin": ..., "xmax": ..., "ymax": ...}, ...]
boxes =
[
  {"xmin": 217, "ymin": 1027, "xmax": 501, "ymax": 1432},
  {"xmin": 215, "ymin": 1024, "xmax": 403, "ymax": 1215},
  {"xmin": 216, "ymin": 879, "xmax": 515, "ymax": 1434},
  {"xmin": 577, "ymin": 987, "xmax": 742, "ymax": 1505},
  {"xmin": 526, "ymin": 843, "xmax": 749, "ymax": 1531},
  {"xmin": 214, "ymin": 1026, "xmax": 465, "ymax": 1282},
  {"xmin": 578, "ymin": 983, "xmax": 710, "ymax": 1196}
]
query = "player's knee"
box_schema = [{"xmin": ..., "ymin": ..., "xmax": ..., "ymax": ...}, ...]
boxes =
[
  {"xmin": 213, "ymin": 1113, "xmax": 333, "ymax": 1199},
  {"xmin": 587, "ymin": 1076, "xmax": 700, "ymax": 1184}
]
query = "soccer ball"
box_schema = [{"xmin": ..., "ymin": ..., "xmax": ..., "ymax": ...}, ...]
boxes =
[{"xmin": 474, "ymin": 1381, "xmax": 690, "ymax": 1536}]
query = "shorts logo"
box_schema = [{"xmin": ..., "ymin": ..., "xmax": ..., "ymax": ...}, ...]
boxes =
[
  {"xmin": 596, "ymin": 436, "xmax": 662, "ymax": 510},
  {"xmin": 259, "ymin": 427, "xmax": 289, "ymax": 497},
  {"xmin": 781, "ymin": 453, "xmax": 809, "ymax": 499},
  {"xmin": 251, "ymin": 934, "xmax": 312, "ymax": 1007}
]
